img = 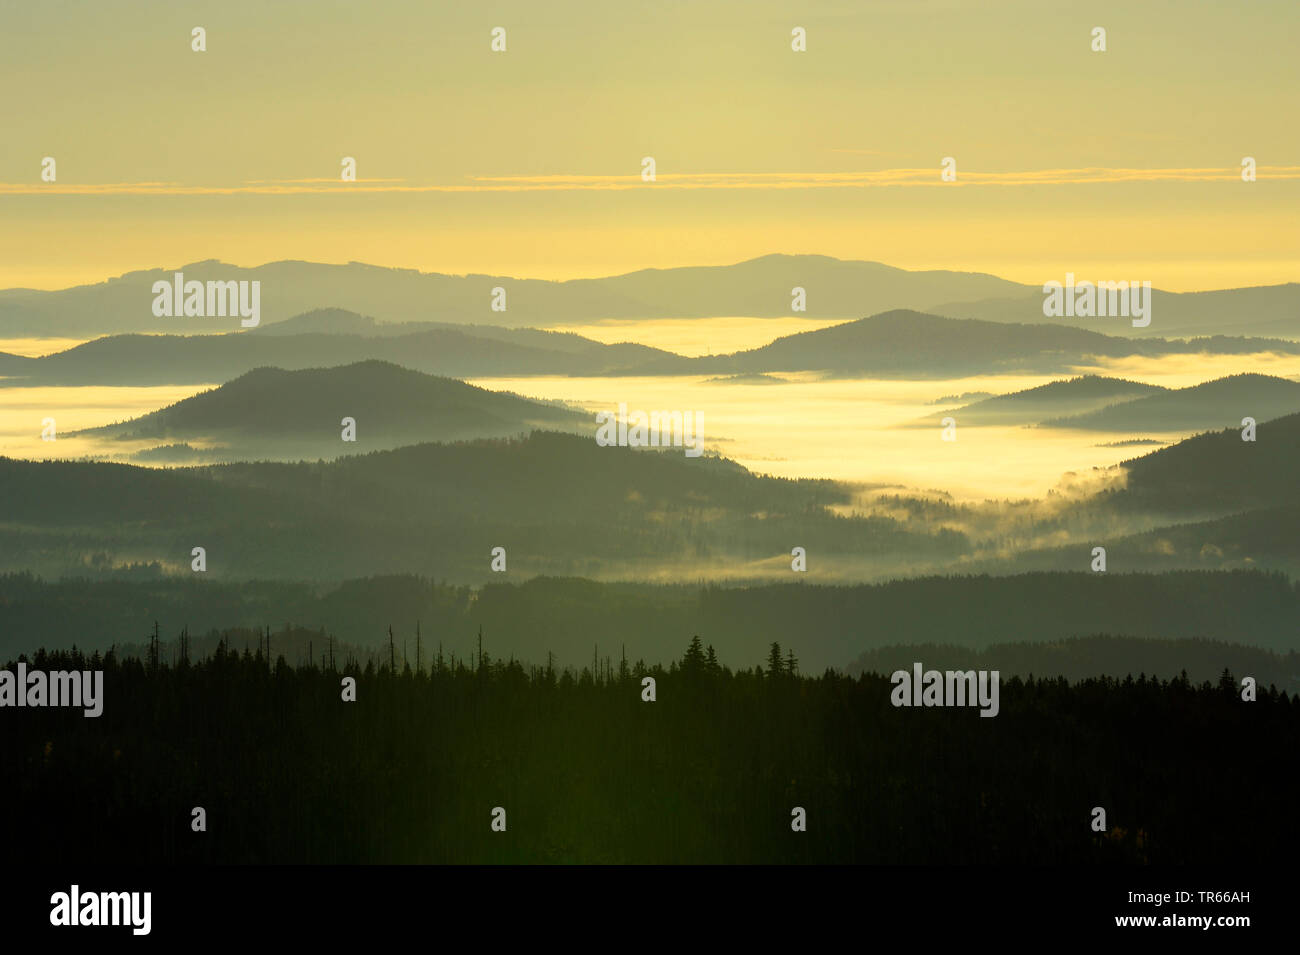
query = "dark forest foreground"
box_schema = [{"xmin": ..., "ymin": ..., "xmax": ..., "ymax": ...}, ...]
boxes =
[{"xmin": 3, "ymin": 642, "xmax": 1294, "ymax": 864}]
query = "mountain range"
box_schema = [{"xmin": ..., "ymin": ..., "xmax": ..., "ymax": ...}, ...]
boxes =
[
  {"xmin": 3, "ymin": 255, "xmax": 1297, "ymax": 339},
  {"xmin": 6, "ymin": 308, "xmax": 1300, "ymax": 387}
]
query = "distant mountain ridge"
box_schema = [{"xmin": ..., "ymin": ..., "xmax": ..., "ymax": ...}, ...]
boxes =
[
  {"xmin": 0, "ymin": 255, "xmax": 1028, "ymax": 336},
  {"xmin": 2, "ymin": 254, "xmax": 1295, "ymax": 339}
]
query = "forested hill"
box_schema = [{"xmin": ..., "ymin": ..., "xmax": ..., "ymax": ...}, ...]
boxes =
[
  {"xmin": 912, "ymin": 375, "xmax": 1165, "ymax": 427},
  {"xmin": 0, "ymin": 432, "xmax": 966, "ymax": 581},
  {"xmin": 1113, "ymin": 410, "xmax": 1299, "ymax": 512},
  {"xmin": 79, "ymin": 361, "xmax": 590, "ymax": 460},
  {"xmin": 1044, "ymin": 373, "xmax": 1300, "ymax": 431}
]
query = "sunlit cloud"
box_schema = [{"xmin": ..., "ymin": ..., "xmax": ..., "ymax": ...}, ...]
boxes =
[
  {"xmin": 5, "ymin": 166, "xmax": 1299, "ymax": 196},
  {"xmin": 242, "ymin": 178, "xmax": 409, "ymax": 184}
]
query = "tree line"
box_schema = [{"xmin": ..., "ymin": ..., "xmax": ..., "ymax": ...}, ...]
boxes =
[{"xmin": 2, "ymin": 635, "xmax": 1294, "ymax": 864}]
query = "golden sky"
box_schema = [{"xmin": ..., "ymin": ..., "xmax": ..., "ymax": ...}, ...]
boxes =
[{"xmin": 1, "ymin": 0, "xmax": 1296, "ymax": 290}]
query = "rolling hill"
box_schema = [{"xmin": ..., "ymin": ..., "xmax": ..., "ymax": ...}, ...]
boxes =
[
  {"xmin": 912, "ymin": 375, "xmax": 1167, "ymax": 427},
  {"xmin": 963, "ymin": 413, "xmax": 1300, "ymax": 574},
  {"xmin": 255, "ymin": 307, "xmax": 658, "ymax": 358},
  {"xmin": 1043, "ymin": 374, "xmax": 1300, "ymax": 431},
  {"xmin": 77, "ymin": 361, "xmax": 592, "ymax": 461},
  {"xmin": 0, "ymin": 317, "xmax": 676, "ymax": 387},
  {"xmin": 1114, "ymin": 409, "xmax": 1300, "ymax": 512},
  {"xmin": 615, "ymin": 311, "xmax": 1300, "ymax": 378},
  {"xmin": 968, "ymin": 505, "xmax": 1300, "ymax": 577},
  {"xmin": 6, "ymin": 306, "xmax": 1299, "ymax": 388},
  {"xmin": 0, "ymin": 431, "xmax": 969, "ymax": 582},
  {"xmin": 0, "ymin": 351, "xmax": 34, "ymax": 376},
  {"xmin": 932, "ymin": 282, "xmax": 1300, "ymax": 340}
]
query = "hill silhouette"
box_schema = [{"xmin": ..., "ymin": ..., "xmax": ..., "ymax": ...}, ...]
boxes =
[
  {"xmin": 6, "ymin": 308, "xmax": 1299, "ymax": 387},
  {"xmin": 78, "ymin": 361, "xmax": 591, "ymax": 461},
  {"xmin": 0, "ymin": 432, "xmax": 968, "ymax": 582},
  {"xmin": 0, "ymin": 351, "xmax": 34, "ymax": 375},
  {"xmin": 966, "ymin": 413, "xmax": 1300, "ymax": 574},
  {"xmin": 1043, "ymin": 373, "xmax": 1300, "ymax": 431},
  {"xmin": 3, "ymin": 255, "xmax": 1296, "ymax": 339},
  {"xmin": 256, "ymin": 307, "xmax": 664, "ymax": 361},
  {"xmin": 0, "ymin": 322, "xmax": 676, "ymax": 387},
  {"xmin": 2, "ymin": 413, "xmax": 1295, "ymax": 581},
  {"xmin": 911, "ymin": 375, "xmax": 1166, "ymax": 427},
  {"xmin": 613, "ymin": 311, "xmax": 1300, "ymax": 378},
  {"xmin": 933, "ymin": 282, "xmax": 1300, "ymax": 340},
  {"xmin": 0, "ymin": 255, "xmax": 1029, "ymax": 336},
  {"xmin": 1115, "ymin": 410, "xmax": 1300, "ymax": 512},
  {"xmin": 969, "ymin": 505, "xmax": 1300, "ymax": 577}
]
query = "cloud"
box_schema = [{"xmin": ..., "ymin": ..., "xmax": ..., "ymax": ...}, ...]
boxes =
[
  {"xmin": 4, "ymin": 166, "xmax": 1299, "ymax": 196},
  {"xmin": 242, "ymin": 178, "xmax": 408, "ymax": 184}
]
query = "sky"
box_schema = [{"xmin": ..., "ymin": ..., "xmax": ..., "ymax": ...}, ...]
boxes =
[{"xmin": 1, "ymin": 0, "xmax": 1297, "ymax": 290}]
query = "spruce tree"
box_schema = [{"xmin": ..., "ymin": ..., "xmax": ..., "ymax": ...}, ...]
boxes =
[
  {"xmin": 767, "ymin": 641, "xmax": 785, "ymax": 678},
  {"xmin": 683, "ymin": 635, "xmax": 706, "ymax": 675}
]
